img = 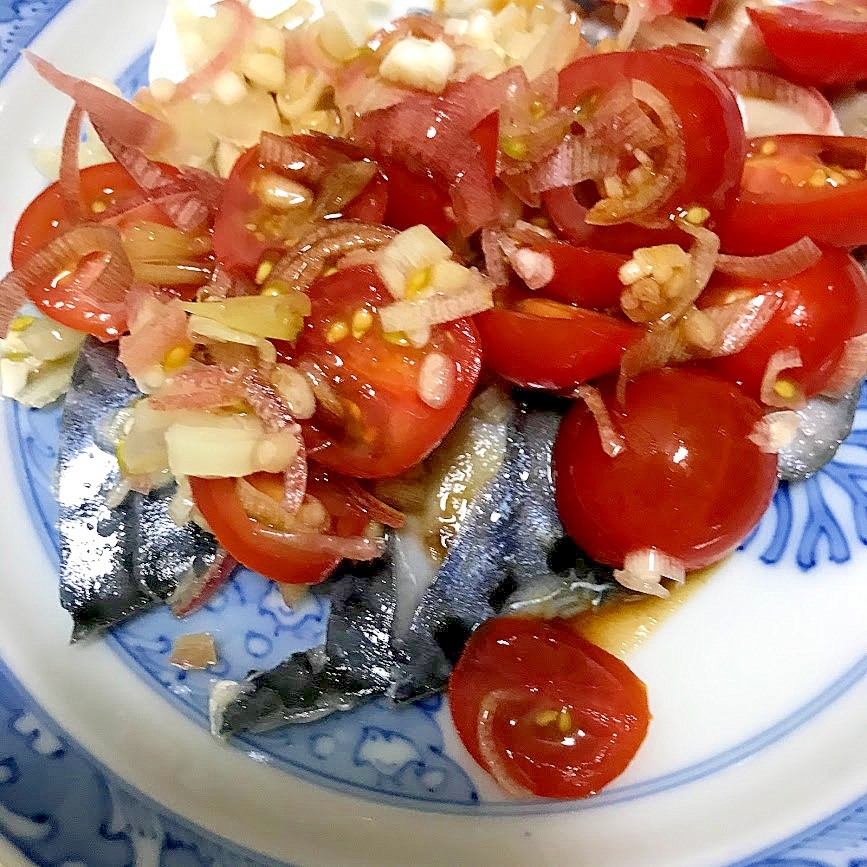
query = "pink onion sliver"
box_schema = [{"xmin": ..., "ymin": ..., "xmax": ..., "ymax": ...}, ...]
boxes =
[
  {"xmin": 167, "ymin": 0, "xmax": 255, "ymax": 103},
  {"xmin": 25, "ymin": 51, "xmax": 167, "ymax": 148},
  {"xmin": 716, "ymin": 237, "xmax": 822, "ymax": 281},
  {"xmin": 59, "ymin": 104, "xmax": 86, "ymax": 224},
  {"xmin": 718, "ymin": 66, "xmax": 836, "ymax": 135},
  {"xmin": 170, "ymin": 549, "xmax": 239, "ymax": 618}
]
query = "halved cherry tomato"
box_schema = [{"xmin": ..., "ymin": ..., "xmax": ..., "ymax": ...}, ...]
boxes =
[
  {"xmin": 545, "ymin": 48, "xmax": 746, "ymax": 250},
  {"xmin": 11, "ymin": 161, "xmax": 172, "ymax": 268},
  {"xmin": 213, "ymin": 134, "xmax": 388, "ymax": 274},
  {"xmin": 748, "ymin": 2, "xmax": 867, "ymax": 87},
  {"xmin": 355, "ymin": 70, "xmax": 519, "ymax": 235},
  {"xmin": 449, "ymin": 616, "xmax": 650, "ymax": 799},
  {"xmin": 188, "ymin": 470, "xmax": 370, "ymax": 584},
  {"xmin": 554, "ymin": 368, "xmax": 777, "ymax": 571},
  {"xmin": 378, "ymin": 113, "xmax": 500, "ymax": 240},
  {"xmin": 526, "ymin": 241, "xmax": 628, "ymax": 309},
  {"xmin": 288, "ymin": 265, "xmax": 482, "ymax": 478},
  {"xmin": 476, "ymin": 294, "xmax": 644, "ymax": 390},
  {"xmin": 718, "ymin": 135, "xmax": 867, "ymax": 254},
  {"xmin": 700, "ymin": 249, "xmax": 867, "ymax": 402}
]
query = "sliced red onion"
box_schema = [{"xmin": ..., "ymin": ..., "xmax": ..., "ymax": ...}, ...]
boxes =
[
  {"xmin": 748, "ymin": 411, "xmax": 800, "ymax": 454},
  {"xmin": 59, "ymin": 104, "xmax": 86, "ymax": 223},
  {"xmin": 25, "ymin": 52, "xmax": 166, "ymax": 148},
  {"xmin": 821, "ymin": 333, "xmax": 867, "ymax": 399},
  {"xmin": 613, "ymin": 548, "xmax": 686, "ymax": 598},
  {"xmin": 259, "ymin": 132, "xmax": 325, "ymax": 181},
  {"xmin": 718, "ymin": 66, "xmax": 836, "ymax": 135},
  {"xmin": 481, "ymin": 229, "xmax": 510, "ymax": 286},
  {"xmin": 282, "ymin": 442, "xmax": 308, "ymax": 515},
  {"xmin": 574, "ymin": 384, "xmax": 625, "ymax": 457},
  {"xmin": 170, "ymin": 549, "xmax": 239, "ymax": 618},
  {"xmin": 167, "ymin": 0, "xmax": 255, "ymax": 103},
  {"xmin": 0, "ymin": 223, "xmax": 132, "ymax": 312},
  {"xmin": 715, "ymin": 237, "xmax": 822, "ymax": 281},
  {"xmin": 89, "ymin": 119, "xmax": 211, "ymax": 233},
  {"xmin": 243, "ymin": 371, "xmax": 298, "ymax": 432},
  {"xmin": 344, "ymin": 480, "xmax": 406, "ymax": 529},
  {"xmin": 254, "ymin": 526, "xmax": 384, "ymax": 560},
  {"xmin": 476, "ymin": 689, "xmax": 533, "ymax": 798},
  {"xmin": 759, "ymin": 347, "xmax": 805, "ymax": 408},
  {"xmin": 695, "ymin": 292, "xmax": 782, "ymax": 358},
  {"xmin": 150, "ymin": 363, "xmax": 245, "ymax": 411},
  {"xmin": 617, "ymin": 325, "xmax": 684, "ymax": 403},
  {"xmin": 585, "ymin": 80, "xmax": 686, "ymax": 227}
]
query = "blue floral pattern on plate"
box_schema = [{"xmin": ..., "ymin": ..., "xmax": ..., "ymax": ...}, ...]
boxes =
[{"xmin": 1, "ymin": 0, "xmax": 866, "ymax": 861}]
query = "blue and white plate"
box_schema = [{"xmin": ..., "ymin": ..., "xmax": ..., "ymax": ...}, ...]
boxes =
[{"xmin": 1, "ymin": 1, "xmax": 866, "ymax": 863}]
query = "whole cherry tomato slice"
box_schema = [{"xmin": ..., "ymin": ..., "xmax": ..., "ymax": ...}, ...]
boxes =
[
  {"xmin": 289, "ymin": 265, "xmax": 482, "ymax": 478},
  {"xmin": 476, "ymin": 296, "xmax": 644, "ymax": 390},
  {"xmin": 213, "ymin": 134, "xmax": 387, "ymax": 275},
  {"xmin": 554, "ymin": 368, "xmax": 778, "ymax": 571},
  {"xmin": 700, "ymin": 249, "xmax": 867, "ymax": 403},
  {"xmin": 545, "ymin": 48, "xmax": 746, "ymax": 249},
  {"xmin": 748, "ymin": 2, "xmax": 867, "ymax": 87},
  {"xmin": 525, "ymin": 241, "xmax": 628, "ymax": 309},
  {"xmin": 188, "ymin": 470, "xmax": 370, "ymax": 585},
  {"xmin": 718, "ymin": 135, "xmax": 867, "ymax": 254},
  {"xmin": 449, "ymin": 616, "xmax": 650, "ymax": 799},
  {"xmin": 12, "ymin": 161, "xmax": 176, "ymax": 268}
]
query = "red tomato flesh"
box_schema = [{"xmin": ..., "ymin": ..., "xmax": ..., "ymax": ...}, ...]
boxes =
[
  {"xmin": 476, "ymin": 295, "xmax": 644, "ymax": 390},
  {"xmin": 554, "ymin": 368, "xmax": 778, "ymax": 571},
  {"xmin": 289, "ymin": 265, "xmax": 482, "ymax": 478},
  {"xmin": 700, "ymin": 249, "xmax": 867, "ymax": 402},
  {"xmin": 718, "ymin": 135, "xmax": 867, "ymax": 254},
  {"xmin": 449, "ymin": 617, "xmax": 650, "ymax": 799},
  {"xmin": 748, "ymin": 2, "xmax": 867, "ymax": 87}
]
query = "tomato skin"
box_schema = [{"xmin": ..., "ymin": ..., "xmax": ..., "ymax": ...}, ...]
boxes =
[
  {"xmin": 449, "ymin": 617, "xmax": 650, "ymax": 799},
  {"xmin": 748, "ymin": 3, "xmax": 867, "ymax": 87},
  {"xmin": 11, "ymin": 161, "xmax": 168, "ymax": 268},
  {"xmin": 549, "ymin": 48, "xmax": 745, "ymax": 244},
  {"xmin": 213, "ymin": 135, "xmax": 387, "ymax": 274},
  {"xmin": 530, "ymin": 242, "xmax": 628, "ymax": 310},
  {"xmin": 701, "ymin": 250, "xmax": 867, "ymax": 401},
  {"xmin": 381, "ymin": 160, "xmax": 456, "ymax": 240},
  {"xmin": 292, "ymin": 265, "xmax": 482, "ymax": 478},
  {"xmin": 476, "ymin": 301, "xmax": 643, "ymax": 390},
  {"xmin": 554, "ymin": 368, "xmax": 777, "ymax": 571},
  {"xmin": 188, "ymin": 471, "xmax": 369, "ymax": 584},
  {"xmin": 718, "ymin": 136, "xmax": 867, "ymax": 254}
]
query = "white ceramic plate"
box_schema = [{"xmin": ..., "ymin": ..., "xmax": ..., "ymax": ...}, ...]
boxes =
[{"xmin": 1, "ymin": 1, "xmax": 866, "ymax": 864}]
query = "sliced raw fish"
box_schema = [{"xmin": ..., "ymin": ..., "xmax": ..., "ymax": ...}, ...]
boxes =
[
  {"xmin": 214, "ymin": 537, "xmax": 400, "ymax": 735},
  {"xmin": 56, "ymin": 340, "xmax": 219, "ymax": 638},
  {"xmin": 388, "ymin": 401, "xmax": 614, "ymax": 703}
]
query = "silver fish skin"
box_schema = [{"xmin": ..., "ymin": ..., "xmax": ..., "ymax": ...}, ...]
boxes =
[
  {"xmin": 388, "ymin": 401, "xmax": 617, "ymax": 704},
  {"xmin": 777, "ymin": 386, "xmax": 860, "ymax": 482},
  {"xmin": 215, "ymin": 536, "xmax": 400, "ymax": 736},
  {"xmin": 56, "ymin": 340, "xmax": 218, "ymax": 639}
]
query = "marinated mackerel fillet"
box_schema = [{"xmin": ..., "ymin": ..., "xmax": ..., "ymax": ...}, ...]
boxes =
[{"xmin": 6, "ymin": 0, "xmax": 867, "ymax": 802}]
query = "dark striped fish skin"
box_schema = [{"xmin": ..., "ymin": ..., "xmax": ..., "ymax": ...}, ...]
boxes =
[
  {"xmin": 56, "ymin": 340, "xmax": 218, "ymax": 639},
  {"xmin": 216, "ymin": 539, "xmax": 400, "ymax": 735}
]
